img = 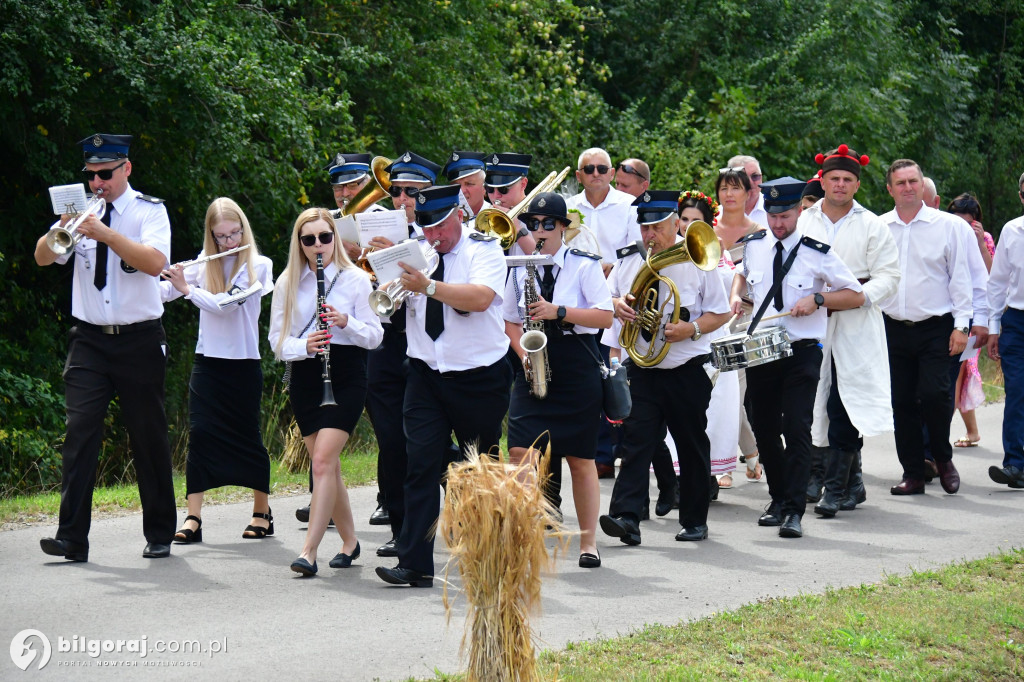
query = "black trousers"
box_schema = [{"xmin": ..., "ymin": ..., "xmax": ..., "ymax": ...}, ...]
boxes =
[
  {"xmin": 826, "ymin": 357, "xmax": 863, "ymax": 452},
  {"xmin": 608, "ymin": 359, "xmax": 713, "ymax": 528},
  {"xmin": 365, "ymin": 326, "xmax": 409, "ymax": 538},
  {"xmin": 746, "ymin": 343, "xmax": 823, "ymax": 518},
  {"xmin": 397, "ymin": 357, "xmax": 511, "ymax": 576},
  {"xmin": 58, "ymin": 323, "xmax": 176, "ymax": 548},
  {"xmin": 884, "ymin": 314, "xmax": 955, "ymax": 479}
]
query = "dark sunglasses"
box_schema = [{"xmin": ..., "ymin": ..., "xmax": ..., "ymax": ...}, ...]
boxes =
[
  {"xmin": 523, "ymin": 217, "xmax": 561, "ymax": 232},
  {"xmin": 299, "ymin": 231, "xmax": 334, "ymax": 247},
  {"xmin": 388, "ymin": 185, "xmax": 421, "ymax": 198},
  {"xmin": 616, "ymin": 163, "xmax": 648, "ymax": 182},
  {"xmin": 83, "ymin": 161, "xmax": 127, "ymax": 181},
  {"xmin": 580, "ymin": 164, "xmax": 611, "ymax": 175},
  {"xmin": 485, "ymin": 185, "xmax": 512, "ymax": 195}
]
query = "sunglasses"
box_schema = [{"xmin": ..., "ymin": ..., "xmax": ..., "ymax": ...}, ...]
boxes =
[
  {"xmin": 718, "ymin": 166, "xmax": 745, "ymax": 174},
  {"xmin": 388, "ymin": 185, "xmax": 421, "ymax": 198},
  {"xmin": 523, "ymin": 217, "xmax": 561, "ymax": 232},
  {"xmin": 580, "ymin": 164, "xmax": 611, "ymax": 175},
  {"xmin": 83, "ymin": 161, "xmax": 127, "ymax": 181},
  {"xmin": 485, "ymin": 185, "xmax": 512, "ymax": 195},
  {"xmin": 299, "ymin": 231, "xmax": 334, "ymax": 247},
  {"xmin": 616, "ymin": 163, "xmax": 648, "ymax": 182},
  {"xmin": 212, "ymin": 228, "xmax": 243, "ymax": 245}
]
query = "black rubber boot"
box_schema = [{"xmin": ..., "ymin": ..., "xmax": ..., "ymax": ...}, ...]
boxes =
[
  {"xmin": 806, "ymin": 445, "xmax": 826, "ymax": 502},
  {"xmin": 839, "ymin": 450, "xmax": 866, "ymax": 510},
  {"xmin": 814, "ymin": 449, "xmax": 855, "ymax": 518}
]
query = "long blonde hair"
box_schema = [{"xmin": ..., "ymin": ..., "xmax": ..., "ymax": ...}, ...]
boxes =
[
  {"xmin": 201, "ymin": 197, "xmax": 261, "ymax": 294},
  {"xmin": 272, "ymin": 207, "xmax": 356, "ymax": 359}
]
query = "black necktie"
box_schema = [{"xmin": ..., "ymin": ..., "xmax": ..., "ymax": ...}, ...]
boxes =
[
  {"xmin": 641, "ymin": 282, "xmax": 659, "ymax": 342},
  {"xmin": 425, "ymin": 255, "xmax": 445, "ymax": 340},
  {"xmin": 540, "ymin": 264, "xmax": 555, "ymax": 301},
  {"xmin": 772, "ymin": 242, "xmax": 784, "ymax": 312},
  {"xmin": 93, "ymin": 204, "xmax": 111, "ymax": 290}
]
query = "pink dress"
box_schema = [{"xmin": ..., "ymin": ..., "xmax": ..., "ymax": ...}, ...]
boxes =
[{"xmin": 957, "ymin": 232, "xmax": 995, "ymax": 412}]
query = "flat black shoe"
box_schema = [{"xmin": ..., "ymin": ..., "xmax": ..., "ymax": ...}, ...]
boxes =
[
  {"xmin": 779, "ymin": 514, "xmax": 803, "ymax": 538},
  {"xmin": 375, "ymin": 565, "xmax": 433, "ymax": 587},
  {"xmin": 290, "ymin": 557, "xmax": 318, "ymax": 576},
  {"xmin": 675, "ymin": 524, "xmax": 709, "ymax": 541},
  {"xmin": 40, "ymin": 537, "xmax": 88, "ymax": 562},
  {"xmin": 578, "ymin": 551, "xmax": 601, "ymax": 568},
  {"xmin": 758, "ymin": 502, "xmax": 783, "ymax": 527},
  {"xmin": 989, "ymin": 465, "xmax": 1024, "ymax": 488},
  {"xmin": 243, "ymin": 509, "xmax": 274, "ymax": 539},
  {"xmin": 655, "ymin": 486, "xmax": 679, "ymax": 517},
  {"xmin": 143, "ymin": 542, "xmax": 171, "ymax": 558},
  {"xmin": 369, "ymin": 504, "xmax": 390, "ymax": 526},
  {"xmin": 329, "ymin": 542, "xmax": 361, "ymax": 568},
  {"xmin": 295, "ymin": 505, "xmax": 310, "ymax": 523},
  {"xmin": 599, "ymin": 514, "xmax": 641, "ymax": 546},
  {"xmin": 376, "ymin": 537, "xmax": 398, "ymax": 557},
  {"xmin": 174, "ymin": 515, "xmax": 203, "ymax": 544}
]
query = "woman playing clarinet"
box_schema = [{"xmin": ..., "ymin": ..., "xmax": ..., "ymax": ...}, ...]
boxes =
[{"xmin": 269, "ymin": 208, "xmax": 383, "ymax": 576}]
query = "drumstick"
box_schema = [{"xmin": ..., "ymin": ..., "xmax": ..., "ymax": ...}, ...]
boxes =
[
  {"xmin": 725, "ymin": 312, "xmax": 738, "ymax": 328},
  {"xmin": 738, "ymin": 310, "xmax": 792, "ymax": 329}
]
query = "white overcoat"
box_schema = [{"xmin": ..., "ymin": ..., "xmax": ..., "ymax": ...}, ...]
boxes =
[{"xmin": 798, "ymin": 201, "xmax": 901, "ymax": 446}]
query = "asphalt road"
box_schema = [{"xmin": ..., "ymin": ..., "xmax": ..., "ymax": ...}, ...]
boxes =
[{"xmin": 2, "ymin": 402, "xmax": 1021, "ymax": 680}]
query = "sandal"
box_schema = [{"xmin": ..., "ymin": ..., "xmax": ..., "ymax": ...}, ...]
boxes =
[
  {"xmin": 746, "ymin": 454, "xmax": 764, "ymax": 481},
  {"xmin": 953, "ymin": 437, "xmax": 980, "ymax": 448},
  {"xmin": 717, "ymin": 474, "xmax": 733, "ymax": 489},
  {"xmin": 174, "ymin": 515, "xmax": 202, "ymax": 544},
  {"xmin": 242, "ymin": 509, "xmax": 274, "ymax": 539}
]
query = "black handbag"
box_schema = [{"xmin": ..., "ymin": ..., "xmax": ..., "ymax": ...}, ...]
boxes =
[{"xmin": 571, "ymin": 331, "xmax": 632, "ymax": 422}]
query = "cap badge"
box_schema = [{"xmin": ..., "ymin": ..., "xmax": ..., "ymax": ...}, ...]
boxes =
[
  {"xmin": 643, "ymin": 192, "xmax": 651, "ymax": 202},
  {"xmin": 452, "ymin": 152, "xmax": 460, "ymax": 161},
  {"xmin": 417, "ymin": 194, "xmax": 426, "ymax": 204},
  {"xmin": 336, "ymin": 154, "xmax": 346, "ymax": 164},
  {"xmin": 402, "ymin": 153, "xmax": 411, "ymax": 163},
  {"xmin": 537, "ymin": 197, "xmax": 546, "ymax": 208},
  {"xmin": 492, "ymin": 154, "xmax": 500, "ymax": 164},
  {"xmin": 91, "ymin": 134, "xmax": 103, "ymax": 147},
  {"xmin": 770, "ymin": 187, "xmax": 779, "ymax": 198}
]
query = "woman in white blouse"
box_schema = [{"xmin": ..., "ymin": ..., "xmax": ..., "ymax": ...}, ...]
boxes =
[
  {"xmin": 269, "ymin": 208, "xmax": 384, "ymax": 576},
  {"xmin": 162, "ymin": 197, "xmax": 275, "ymax": 544}
]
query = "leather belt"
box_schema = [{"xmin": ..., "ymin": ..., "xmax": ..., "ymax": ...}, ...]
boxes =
[
  {"xmin": 74, "ymin": 318, "xmax": 162, "ymax": 335},
  {"xmin": 791, "ymin": 338, "xmax": 821, "ymax": 350}
]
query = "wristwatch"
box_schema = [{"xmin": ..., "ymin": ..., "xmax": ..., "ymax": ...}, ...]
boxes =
[
  {"xmin": 556, "ymin": 306, "xmax": 567, "ymax": 323},
  {"xmin": 955, "ymin": 325, "xmax": 969, "ymax": 335},
  {"xmin": 813, "ymin": 293, "xmax": 825, "ymax": 308},
  {"xmin": 691, "ymin": 321, "xmax": 702, "ymax": 341},
  {"xmin": 425, "ymin": 280, "xmax": 436, "ymax": 297}
]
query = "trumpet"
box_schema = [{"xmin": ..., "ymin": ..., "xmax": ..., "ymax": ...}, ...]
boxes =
[
  {"xmin": 45, "ymin": 190, "xmax": 105, "ymax": 256},
  {"xmin": 368, "ymin": 240, "xmax": 440, "ymax": 317},
  {"xmin": 474, "ymin": 166, "xmax": 570, "ymax": 249}
]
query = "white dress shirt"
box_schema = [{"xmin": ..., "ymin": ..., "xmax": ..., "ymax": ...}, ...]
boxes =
[
  {"xmin": 54, "ymin": 184, "xmax": 170, "ymax": 325},
  {"xmin": 268, "ymin": 262, "xmax": 383, "ymax": 361},
  {"xmin": 747, "ymin": 192, "xmax": 769, "ymax": 229},
  {"xmin": 949, "ymin": 215, "xmax": 990, "ymax": 328},
  {"xmin": 566, "ymin": 187, "xmax": 640, "ymax": 264},
  {"xmin": 503, "ymin": 244, "xmax": 612, "ymax": 335},
  {"xmin": 988, "ymin": 216, "xmax": 1024, "ymax": 334},
  {"xmin": 878, "ymin": 202, "xmax": 974, "ymax": 328},
  {"xmin": 405, "ymin": 228, "xmax": 510, "ymax": 372},
  {"xmin": 161, "ymin": 253, "xmax": 275, "ymax": 359},
  {"xmin": 741, "ymin": 230, "xmax": 863, "ymax": 343}
]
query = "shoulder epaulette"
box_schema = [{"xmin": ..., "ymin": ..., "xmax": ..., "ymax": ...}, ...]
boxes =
[
  {"xmin": 569, "ymin": 248, "xmax": 601, "ymax": 261},
  {"xmin": 736, "ymin": 230, "xmax": 767, "ymax": 244},
  {"xmin": 616, "ymin": 244, "xmax": 640, "ymax": 259},
  {"xmin": 469, "ymin": 232, "xmax": 498, "ymax": 242},
  {"xmin": 800, "ymin": 236, "xmax": 831, "ymax": 254},
  {"xmin": 136, "ymin": 194, "xmax": 165, "ymax": 204}
]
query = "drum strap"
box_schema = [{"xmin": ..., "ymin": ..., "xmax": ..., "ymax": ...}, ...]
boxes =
[{"xmin": 747, "ymin": 241, "xmax": 801, "ymax": 336}]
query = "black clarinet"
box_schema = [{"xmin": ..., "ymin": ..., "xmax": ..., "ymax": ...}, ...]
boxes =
[{"xmin": 315, "ymin": 254, "xmax": 338, "ymax": 407}]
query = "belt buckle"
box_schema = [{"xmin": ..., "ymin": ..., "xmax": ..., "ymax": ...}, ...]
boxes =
[{"xmin": 100, "ymin": 324, "xmax": 118, "ymax": 335}]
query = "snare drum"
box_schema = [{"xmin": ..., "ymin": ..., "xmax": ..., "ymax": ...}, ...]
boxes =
[{"xmin": 710, "ymin": 326, "xmax": 793, "ymax": 372}]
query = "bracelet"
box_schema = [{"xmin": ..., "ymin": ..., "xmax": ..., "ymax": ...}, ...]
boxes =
[{"xmin": 691, "ymin": 321, "xmax": 702, "ymax": 341}]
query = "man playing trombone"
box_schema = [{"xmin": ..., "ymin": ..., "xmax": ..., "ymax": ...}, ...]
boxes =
[{"xmin": 32, "ymin": 133, "xmax": 176, "ymax": 562}]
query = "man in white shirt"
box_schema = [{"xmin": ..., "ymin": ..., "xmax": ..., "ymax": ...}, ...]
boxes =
[
  {"xmin": 879, "ymin": 159, "xmax": 974, "ymax": 496},
  {"xmin": 567, "ymin": 147, "xmax": 640, "ymax": 272},
  {"xmin": 986, "ymin": 172, "xmax": 1024, "ymax": 489},
  {"xmin": 612, "ymin": 158, "xmax": 650, "ymax": 198}
]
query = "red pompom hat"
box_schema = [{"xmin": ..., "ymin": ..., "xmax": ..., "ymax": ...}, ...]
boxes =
[{"xmin": 815, "ymin": 144, "xmax": 870, "ymax": 178}]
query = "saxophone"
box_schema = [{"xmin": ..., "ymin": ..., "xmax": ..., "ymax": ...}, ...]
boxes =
[
  {"xmin": 520, "ymin": 240, "xmax": 551, "ymax": 399},
  {"xmin": 315, "ymin": 253, "xmax": 338, "ymax": 407}
]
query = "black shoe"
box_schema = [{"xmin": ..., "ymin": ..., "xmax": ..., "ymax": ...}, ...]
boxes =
[
  {"xmin": 329, "ymin": 542, "xmax": 361, "ymax": 568},
  {"xmin": 675, "ymin": 524, "xmax": 709, "ymax": 541},
  {"xmin": 640, "ymin": 505, "xmax": 650, "ymax": 521},
  {"xmin": 40, "ymin": 537, "xmax": 88, "ymax": 562},
  {"xmin": 242, "ymin": 508, "xmax": 274, "ymax": 539},
  {"xmin": 779, "ymin": 514, "xmax": 803, "ymax": 538},
  {"xmin": 758, "ymin": 502, "xmax": 783, "ymax": 527},
  {"xmin": 655, "ymin": 486, "xmax": 679, "ymax": 517},
  {"xmin": 814, "ymin": 495, "xmax": 840, "ymax": 518},
  {"xmin": 578, "ymin": 551, "xmax": 601, "ymax": 568},
  {"xmin": 369, "ymin": 504, "xmax": 390, "ymax": 526},
  {"xmin": 709, "ymin": 475, "xmax": 719, "ymax": 503},
  {"xmin": 989, "ymin": 465, "xmax": 1024, "ymax": 488},
  {"xmin": 376, "ymin": 537, "xmax": 398, "ymax": 557},
  {"xmin": 599, "ymin": 514, "xmax": 641, "ymax": 546},
  {"xmin": 143, "ymin": 542, "xmax": 171, "ymax": 558},
  {"xmin": 375, "ymin": 565, "xmax": 433, "ymax": 587},
  {"xmin": 295, "ymin": 505, "xmax": 334, "ymax": 526},
  {"xmin": 290, "ymin": 557, "xmax": 318, "ymax": 576},
  {"xmin": 174, "ymin": 515, "xmax": 203, "ymax": 543}
]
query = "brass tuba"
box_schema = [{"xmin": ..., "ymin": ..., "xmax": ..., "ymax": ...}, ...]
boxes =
[
  {"xmin": 618, "ymin": 220, "xmax": 721, "ymax": 368},
  {"xmin": 329, "ymin": 156, "xmax": 392, "ymax": 278},
  {"xmin": 474, "ymin": 166, "xmax": 571, "ymax": 249}
]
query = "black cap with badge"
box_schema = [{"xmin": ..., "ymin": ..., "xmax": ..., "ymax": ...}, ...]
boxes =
[
  {"xmin": 484, "ymin": 152, "xmax": 531, "ymax": 188},
  {"xmin": 385, "ymin": 151, "xmax": 441, "ymax": 184},
  {"xmin": 324, "ymin": 153, "xmax": 371, "ymax": 185},
  {"xmin": 632, "ymin": 190, "xmax": 681, "ymax": 225},
  {"xmin": 760, "ymin": 176, "xmax": 807, "ymax": 213},
  {"xmin": 413, "ymin": 185, "xmax": 462, "ymax": 228},
  {"xmin": 442, "ymin": 151, "xmax": 487, "ymax": 182},
  {"xmin": 78, "ymin": 133, "xmax": 132, "ymax": 163}
]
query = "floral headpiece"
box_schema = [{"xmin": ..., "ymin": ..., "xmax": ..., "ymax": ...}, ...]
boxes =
[{"xmin": 678, "ymin": 190, "xmax": 720, "ymax": 226}]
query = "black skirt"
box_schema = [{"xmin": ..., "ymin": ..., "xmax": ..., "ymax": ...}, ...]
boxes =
[
  {"xmin": 186, "ymin": 355, "xmax": 271, "ymax": 495},
  {"xmin": 288, "ymin": 345, "xmax": 368, "ymax": 437},
  {"xmin": 508, "ymin": 331, "xmax": 603, "ymax": 458}
]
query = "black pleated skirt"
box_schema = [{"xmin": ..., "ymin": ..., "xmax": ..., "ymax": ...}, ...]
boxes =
[
  {"xmin": 508, "ymin": 331, "xmax": 603, "ymax": 458},
  {"xmin": 288, "ymin": 345, "xmax": 368, "ymax": 437},
  {"xmin": 186, "ymin": 355, "xmax": 271, "ymax": 495}
]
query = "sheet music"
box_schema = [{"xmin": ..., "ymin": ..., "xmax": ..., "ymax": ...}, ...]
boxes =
[
  {"xmin": 960, "ymin": 335, "xmax": 980, "ymax": 362},
  {"xmin": 356, "ymin": 209, "xmax": 407, "ymax": 247},
  {"xmin": 217, "ymin": 282, "xmax": 263, "ymax": 308},
  {"xmin": 48, "ymin": 184, "xmax": 89, "ymax": 215},
  {"xmin": 333, "ymin": 214, "xmax": 359, "ymax": 245},
  {"xmin": 366, "ymin": 240, "xmax": 429, "ymax": 284}
]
